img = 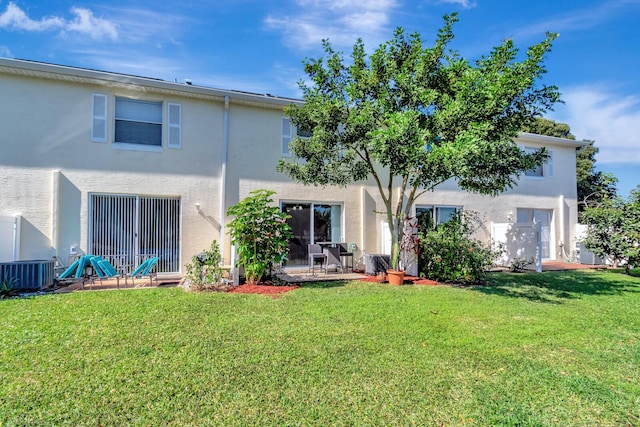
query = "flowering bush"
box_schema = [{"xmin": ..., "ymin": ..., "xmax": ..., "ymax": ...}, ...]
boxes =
[
  {"xmin": 227, "ymin": 190, "xmax": 292, "ymax": 285},
  {"xmin": 418, "ymin": 211, "xmax": 499, "ymax": 284},
  {"xmin": 184, "ymin": 240, "xmax": 224, "ymax": 290}
]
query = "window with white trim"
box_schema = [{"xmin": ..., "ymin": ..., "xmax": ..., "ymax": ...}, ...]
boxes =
[
  {"xmin": 281, "ymin": 116, "xmax": 311, "ymax": 156},
  {"xmin": 523, "ymin": 147, "xmax": 553, "ymax": 178},
  {"xmin": 416, "ymin": 205, "xmax": 460, "ymax": 229},
  {"xmin": 115, "ymin": 97, "xmax": 163, "ymax": 146}
]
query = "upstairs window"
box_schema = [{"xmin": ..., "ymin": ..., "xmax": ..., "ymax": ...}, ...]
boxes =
[
  {"xmin": 115, "ymin": 98, "xmax": 162, "ymax": 146},
  {"xmin": 523, "ymin": 147, "xmax": 553, "ymax": 178},
  {"xmin": 281, "ymin": 117, "xmax": 311, "ymax": 157}
]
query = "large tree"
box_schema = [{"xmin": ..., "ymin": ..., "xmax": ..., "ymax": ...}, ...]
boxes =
[
  {"xmin": 582, "ymin": 188, "xmax": 640, "ymax": 273},
  {"xmin": 575, "ymin": 140, "xmax": 617, "ymax": 211},
  {"xmin": 522, "ymin": 116, "xmax": 574, "ymax": 139},
  {"xmin": 278, "ymin": 13, "xmax": 559, "ymax": 270}
]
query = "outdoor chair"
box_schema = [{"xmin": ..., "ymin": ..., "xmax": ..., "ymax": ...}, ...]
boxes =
[
  {"xmin": 56, "ymin": 254, "xmax": 94, "ymax": 287},
  {"xmin": 126, "ymin": 257, "xmax": 159, "ymax": 287},
  {"xmin": 338, "ymin": 242, "xmax": 354, "ymax": 272},
  {"xmin": 85, "ymin": 256, "xmax": 123, "ymax": 290},
  {"xmin": 308, "ymin": 244, "xmax": 327, "ymax": 276}
]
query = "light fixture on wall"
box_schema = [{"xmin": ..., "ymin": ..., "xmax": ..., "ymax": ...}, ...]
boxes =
[
  {"xmin": 195, "ymin": 202, "xmax": 201, "ymax": 211},
  {"xmin": 286, "ymin": 204, "xmax": 304, "ymax": 213},
  {"xmin": 507, "ymin": 210, "xmax": 514, "ymax": 222}
]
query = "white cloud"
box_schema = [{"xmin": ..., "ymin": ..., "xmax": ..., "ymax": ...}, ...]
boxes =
[
  {"xmin": 0, "ymin": 2, "xmax": 63, "ymax": 31},
  {"xmin": 265, "ymin": 0, "xmax": 398, "ymax": 50},
  {"xmin": 0, "ymin": 2, "xmax": 117, "ymax": 41},
  {"xmin": 437, "ymin": 0, "xmax": 476, "ymax": 9},
  {"xmin": 65, "ymin": 7, "xmax": 117, "ymax": 41},
  {"xmin": 514, "ymin": 0, "xmax": 640, "ymax": 41},
  {"xmin": 99, "ymin": 7, "xmax": 187, "ymax": 44},
  {"xmin": 552, "ymin": 86, "xmax": 640, "ymax": 164}
]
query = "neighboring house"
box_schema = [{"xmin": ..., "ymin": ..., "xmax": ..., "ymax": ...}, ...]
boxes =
[{"xmin": 0, "ymin": 58, "xmax": 584, "ymax": 275}]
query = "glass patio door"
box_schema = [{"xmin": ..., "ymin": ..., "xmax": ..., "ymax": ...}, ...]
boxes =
[
  {"xmin": 89, "ymin": 194, "xmax": 181, "ymax": 273},
  {"xmin": 282, "ymin": 202, "xmax": 342, "ymax": 267},
  {"xmin": 517, "ymin": 208, "xmax": 553, "ymax": 259}
]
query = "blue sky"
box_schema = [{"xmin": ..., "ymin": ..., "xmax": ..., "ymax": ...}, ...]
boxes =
[{"xmin": 1, "ymin": 0, "xmax": 639, "ymax": 196}]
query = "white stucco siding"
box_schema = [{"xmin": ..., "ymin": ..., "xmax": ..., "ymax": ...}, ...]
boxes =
[
  {"xmin": 0, "ymin": 72, "xmax": 227, "ymax": 271},
  {"xmin": 0, "ymin": 167, "xmax": 54, "ymax": 260}
]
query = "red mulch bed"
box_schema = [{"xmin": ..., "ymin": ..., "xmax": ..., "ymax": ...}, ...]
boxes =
[
  {"xmin": 360, "ymin": 275, "xmax": 439, "ymax": 286},
  {"xmin": 229, "ymin": 283, "xmax": 300, "ymax": 297}
]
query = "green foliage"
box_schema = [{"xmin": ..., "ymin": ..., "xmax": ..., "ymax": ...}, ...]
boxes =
[
  {"xmin": 521, "ymin": 116, "xmax": 575, "ymax": 139},
  {"xmin": 576, "ymin": 140, "xmax": 617, "ymax": 213},
  {"xmin": 278, "ymin": 13, "xmax": 559, "ymax": 269},
  {"xmin": 227, "ymin": 190, "xmax": 293, "ymax": 285},
  {"xmin": 0, "ymin": 273, "xmax": 18, "ymax": 299},
  {"xmin": 184, "ymin": 240, "xmax": 224, "ymax": 290},
  {"xmin": 509, "ymin": 257, "xmax": 535, "ymax": 272},
  {"xmin": 582, "ymin": 191, "xmax": 640, "ymax": 273},
  {"xmin": 418, "ymin": 211, "xmax": 499, "ymax": 283}
]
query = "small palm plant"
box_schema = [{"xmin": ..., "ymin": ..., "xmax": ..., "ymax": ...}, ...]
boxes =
[{"xmin": 0, "ymin": 273, "xmax": 19, "ymax": 299}]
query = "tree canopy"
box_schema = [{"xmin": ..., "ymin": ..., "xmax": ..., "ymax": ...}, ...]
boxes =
[
  {"xmin": 277, "ymin": 13, "xmax": 560, "ymax": 269},
  {"xmin": 582, "ymin": 189, "xmax": 640, "ymax": 272},
  {"xmin": 521, "ymin": 117, "xmax": 574, "ymax": 139},
  {"xmin": 575, "ymin": 140, "xmax": 617, "ymax": 211}
]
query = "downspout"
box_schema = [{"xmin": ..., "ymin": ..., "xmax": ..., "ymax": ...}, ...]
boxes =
[
  {"xmin": 219, "ymin": 96, "xmax": 229, "ymax": 263},
  {"xmin": 558, "ymin": 194, "xmax": 565, "ymax": 260},
  {"xmin": 52, "ymin": 170, "xmax": 60, "ymax": 260}
]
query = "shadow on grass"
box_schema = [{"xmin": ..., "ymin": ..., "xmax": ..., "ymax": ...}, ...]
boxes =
[
  {"xmin": 298, "ymin": 280, "xmax": 350, "ymax": 289},
  {"xmin": 472, "ymin": 269, "xmax": 640, "ymax": 303}
]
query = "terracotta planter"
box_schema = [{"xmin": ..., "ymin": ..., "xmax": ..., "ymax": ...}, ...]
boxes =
[{"xmin": 387, "ymin": 269, "xmax": 405, "ymax": 286}]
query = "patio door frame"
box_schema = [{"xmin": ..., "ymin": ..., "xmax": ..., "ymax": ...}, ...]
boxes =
[
  {"xmin": 88, "ymin": 193, "xmax": 182, "ymax": 273},
  {"xmin": 281, "ymin": 201, "xmax": 344, "ymax": 267}
]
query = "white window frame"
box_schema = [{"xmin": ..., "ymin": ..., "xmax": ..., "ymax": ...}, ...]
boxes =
[
  {"xmin": 91, "ymin": 93, "xmax": 108, "ymax": 143},
  {"xmin": 281, "ymin": 116, "xmax": 311, "ymax": 157},
  {"xmin": 114, "ymin": 97, "xmax": 163, "ymax": 151},
  {"xmin": 523, "ymin": 146, "xmax": 554, "ymax": 179},
  {"xmin": 415, "ymin": 205, "xmax": 461, "ymax": 227}
]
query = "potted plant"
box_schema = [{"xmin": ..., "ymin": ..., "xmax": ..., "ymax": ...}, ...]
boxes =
[{"xmin": 387, "ymin": 215, "xmax": 419, "ymax": 285}]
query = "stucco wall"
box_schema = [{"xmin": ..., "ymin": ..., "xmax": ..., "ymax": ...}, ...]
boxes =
[
  {"xmin": 0, "ymin": 72, "xmax": 226, "ymax": 272},
  {"xmin": 0, "ymin": 59, "xmax": 582, "ymax": 276}
]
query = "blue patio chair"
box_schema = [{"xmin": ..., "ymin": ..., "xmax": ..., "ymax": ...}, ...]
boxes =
[
  {"xmin": 74, "ymin": 255, "xmax": 94, "ymax": 279},
  {"xmin": 126, "ymin": 257, "xmax": 159, "ymax": 287},
  {"xmin": 56, "ymin": 255, "xmax": 93, "ymax": 288},
  {"xmin": 86, "ymin": 256, "xmax": 123, "ymax": 290},
  {"xmin": 57, "ymin": 258, "xmax": 80, "ymax": 279}
]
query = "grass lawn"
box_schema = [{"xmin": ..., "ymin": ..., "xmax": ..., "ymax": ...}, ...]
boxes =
[{"xmin": 1, "ymin": 269, "xmax": 639, "ymax": 426}]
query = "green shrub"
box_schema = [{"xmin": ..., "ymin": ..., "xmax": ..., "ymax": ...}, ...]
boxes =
[
  {"xmin": 418, "ymin": 211, "xmax": 498, "ymax": 284},
  {"xmin": 227, "ymin": 190, "xmax": 292, "ymax": 285},
  {"xmin": 0, "ymin": 273, "xmax": 18, "ymax": 299},
  {"xmin": 184, "ymin": 240, "xmax": 224, "ymax": 290}
]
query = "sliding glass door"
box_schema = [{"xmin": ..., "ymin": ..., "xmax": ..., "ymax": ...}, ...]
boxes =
[
  {"xmin": 89, "ymin": 194, "xmax": 181, "ymax": 273},
  {"xmin": 282, "ymin": 202, "xmax": 343, "ymax": 267}
]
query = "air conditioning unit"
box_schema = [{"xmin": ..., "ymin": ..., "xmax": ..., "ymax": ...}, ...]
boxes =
[{"xmin": 365, "ymin": 254, "xmax": 390, "ymax": 275}]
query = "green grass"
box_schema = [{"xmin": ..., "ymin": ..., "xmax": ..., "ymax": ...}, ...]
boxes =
[{"xmin": 1, "ymin": 270, "xmax": 639, "ymax": 426}]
